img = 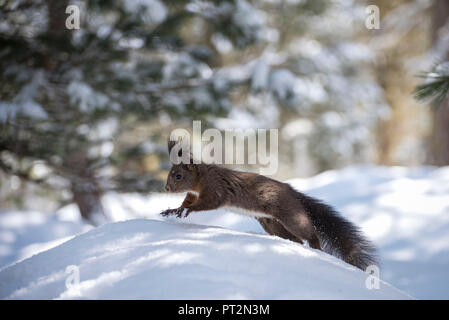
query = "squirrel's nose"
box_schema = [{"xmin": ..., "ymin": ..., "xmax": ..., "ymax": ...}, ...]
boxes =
[{"xmin": 165, "ymin": 185, "xmax": 170, "ymax": 192}]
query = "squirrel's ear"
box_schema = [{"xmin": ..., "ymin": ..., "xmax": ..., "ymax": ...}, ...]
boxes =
[
  {"xmin": 168, "ymin": 137, "xmax": 183, "ymax": 157},
  {"xmin": 185, "ymin": 164, "xmax": 196, "ymax": 171},
  {"xmin": 168, "ymin": 139, "xmax": 176, "ymax": 154}
]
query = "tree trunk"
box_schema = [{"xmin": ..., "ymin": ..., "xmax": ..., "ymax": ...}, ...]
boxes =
[
  {"xmin": 72, "ymin": 181, "xmax": 107, "ymax": 226},
  {"xmin": 431, "ymin": 0, "xmax": 449, "ymax": 165},
  {"xmin": 65, "ymin": 149, "xmax": 108, "ymax": 226},
  {"xmin": 45, "ymin": 0, "xmax": 107, "ymax": 224},
  {"xmin": 48, "ymin": 0, "xmax": 69, "ymax": 34},
  {"xmin": 432, "ymin": 102, "xmax": 449, "ymax": 165}
]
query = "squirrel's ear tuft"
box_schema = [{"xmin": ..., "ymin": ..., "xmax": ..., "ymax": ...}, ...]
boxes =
[
  {"xmin": 168, "ymin": 135, "xmax": 193, "ymax": 161},
  {"xmin": 168, "ymin": 136, "xmax": 183, "ymax": 157},
  {"xmin": 168, "ymin": 139, "xmax": 176, "ymax": 154}
]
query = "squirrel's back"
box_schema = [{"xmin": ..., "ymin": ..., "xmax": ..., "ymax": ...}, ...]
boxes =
[{"xmin": 219, "ymin": 168, "xmax": 378, "ymax": 270}]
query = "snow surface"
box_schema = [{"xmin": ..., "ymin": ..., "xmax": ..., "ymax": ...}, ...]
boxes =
[
  {"xmin": 0, "ymin": 219, "xmax": 408, "ymax": 299},
  {"xmin": 1, "ymin": 165, "xmax": 448, "ymax": 299},
  {"xmin": 0, "ymin": 211, "xmax": 92, "ymax": 268}
]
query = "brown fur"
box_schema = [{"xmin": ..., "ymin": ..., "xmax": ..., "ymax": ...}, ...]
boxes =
[{"xmin": 162, "ymin": 141, "xmax": 377, "ymax": 270}]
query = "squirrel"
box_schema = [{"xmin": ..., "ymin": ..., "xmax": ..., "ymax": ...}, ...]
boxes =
[{"xmin": 161, "ymin": 139, "xmax": 377, "ymax": 270}]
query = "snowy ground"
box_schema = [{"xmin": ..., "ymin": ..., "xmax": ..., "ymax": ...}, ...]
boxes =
[
  {"xmin": 0, "ymin": 219, "xmax": 409, "ymax": 299},
  {"xmin": 1, "ymin": 165, "xmax": 448, "ymax": 299},
  {"xmin": 0, "ymin": 211, "xmax": 92, "ymax": 268}
]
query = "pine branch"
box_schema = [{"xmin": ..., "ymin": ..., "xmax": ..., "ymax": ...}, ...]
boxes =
[
  {"xmin": 414, "ymin": 75, "xmax": 449, "ymax": 108},
  {"xmin": 134, "ymin": 78, "xmax": 214, "ymax": 94},
  {"xmin": 414, "ymin": 63, "xmax": 449, "ymax": 108},
  {"xmin": 134, "ymin": 74, "xmax": 249, "ymax": 94},
  {"xmin": 0, "ymin": 158, "xmax": 52, "ymax": 188}
]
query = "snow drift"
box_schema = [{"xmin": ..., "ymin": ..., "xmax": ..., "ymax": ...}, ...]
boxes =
[{"xmin": 0, "ymin": 218, "xmax": 409, "ymax": 299}]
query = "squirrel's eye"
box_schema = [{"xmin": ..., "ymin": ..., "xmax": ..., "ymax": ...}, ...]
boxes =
[{"xmin": 175, "ymin": 174, "xmax": 182, "ymax": 180}]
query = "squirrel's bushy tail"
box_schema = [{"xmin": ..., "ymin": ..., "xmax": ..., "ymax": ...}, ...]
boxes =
[{"xmin": 297, "ymin": 193, "xmax": 378, "ymax": 270}]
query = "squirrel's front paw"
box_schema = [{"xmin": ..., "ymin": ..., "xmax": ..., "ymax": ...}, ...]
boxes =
[
  {"xmin": 160, "ymin": 208, "xmax": 179, "ymax": 217},
  {"xmin": 160, "ymin": 207, "xmax": 190, "ymax": 218}
]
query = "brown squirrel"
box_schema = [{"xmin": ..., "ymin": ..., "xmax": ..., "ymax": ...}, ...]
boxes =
[{"xmin": 161, "ymin": 140, "xmax": 377, "ymax": 270}]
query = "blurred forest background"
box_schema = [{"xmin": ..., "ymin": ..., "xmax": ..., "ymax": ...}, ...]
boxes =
[{"xmin": 1, "ymin": 0, "xmax": 449, "ymax": 224}]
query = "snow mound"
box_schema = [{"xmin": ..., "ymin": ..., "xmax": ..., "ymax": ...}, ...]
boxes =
[
  {"xmin": 0, "ymin": 211, "xmax": 91, "ymax": 268},
  {"xmin": 0, "ymin": 219, "xmax": 410, "ymax": 299}
]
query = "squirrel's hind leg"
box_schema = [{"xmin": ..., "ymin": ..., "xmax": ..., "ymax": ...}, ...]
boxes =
[
  {"xmin": 257, "ymin": 218, "xmax": 304, "ymax": 244},
  {"xmin": 275, "ymin": 213, "xmax": 322, "ymax": 251}
]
